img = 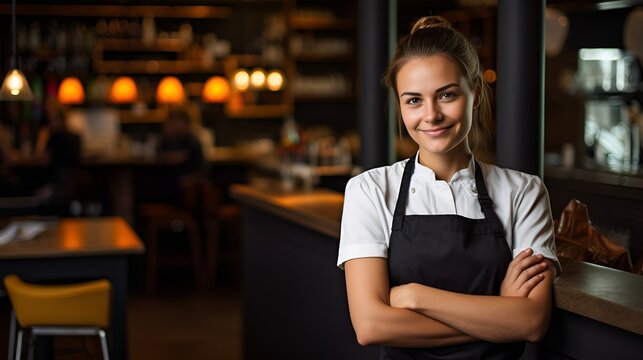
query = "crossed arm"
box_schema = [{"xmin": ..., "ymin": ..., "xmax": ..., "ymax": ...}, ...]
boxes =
[{"xmin": 344, "ymin": 249, "xmax": 554, "ymax": 347}]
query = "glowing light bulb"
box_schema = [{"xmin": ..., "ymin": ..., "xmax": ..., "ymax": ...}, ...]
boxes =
[
  {"xmin": 266, "ymin": 70, "xmax": 284, "ymax": 91},
  {"xmin": 234, "ymin": 70, "xmax": 250, "ymax": 91},
  {"xmin": 0, "ymin": 68, "xmax": 33, "ymax": 100},
  {"xmin": 250, "ymin": 68, "xmax": 266, "ymax": 89},
  {"xmin": 7, "ymin": 71, "xmax": 24, "ymax": 93}
]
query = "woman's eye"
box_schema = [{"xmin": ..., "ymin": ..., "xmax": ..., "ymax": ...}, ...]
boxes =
[
  {"xmin": 406, "ymin": 97, "xmax": 421, "ymax": 105},
  {"xmin": 439, "ymin": 92, "xmax": 456, "ymax": 101}
]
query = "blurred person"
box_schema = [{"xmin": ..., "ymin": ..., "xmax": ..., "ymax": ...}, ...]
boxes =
[
  {"xmin": 157, "ymin": 110, "xmax": 204, "ymax": 176},
  {"xmin": 0, "ymin": 118, "xmax": 22, "ymax": 196},
  {"xmin": 33, "ymin": 101, "xmax": 82, "ymax": 214},
  {"xmin": 153, "ymin": 110, "xmax": 204, "ymax": 205}
]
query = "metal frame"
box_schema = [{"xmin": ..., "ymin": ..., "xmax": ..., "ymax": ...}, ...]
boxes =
[{"xmin": 10, "ymin": 311, "xmax": 109, "ymax": 360}]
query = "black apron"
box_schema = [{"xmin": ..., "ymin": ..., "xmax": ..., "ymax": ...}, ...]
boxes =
[{"xmin": 381, "ymin": 155, "xmax": 524, "ymax": 360}]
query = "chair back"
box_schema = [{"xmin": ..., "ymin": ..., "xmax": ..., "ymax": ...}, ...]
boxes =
[{"xmin": 4, "ymin": 274, "xmax": 112, "ymax": 328}]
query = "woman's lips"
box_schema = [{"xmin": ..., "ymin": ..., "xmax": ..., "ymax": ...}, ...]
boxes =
[{"xmin": 418, "ymin": 124, "xmax": 454, "ymax": 136}]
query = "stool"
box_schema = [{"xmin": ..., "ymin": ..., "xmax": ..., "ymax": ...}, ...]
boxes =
[
  {"xmin": 202, "ymin": 181, "xmax": 241, "ymax": 288},
  {"xmin": 140, "ymin": 176, "xmax": 204, "ymax": 292},
  {"xmin": 3, "ymin": 274, "xmax": 111, "ymax": 360},
  {"xmin": 140, "ymin": 204, "xmax": 202, "ymax": 292}
]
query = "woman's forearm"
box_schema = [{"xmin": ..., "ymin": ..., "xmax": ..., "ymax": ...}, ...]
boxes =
[
  {"xmin": 405, "ymin": 284, "xmax": 551, "ymax": 343},
  {"xmin": 355, "ymin": 301, "xmax": 477, "ymax": 348},
  {"xmin": 345, "ymin": 258, "xmax": 478, "ymax": 348}
]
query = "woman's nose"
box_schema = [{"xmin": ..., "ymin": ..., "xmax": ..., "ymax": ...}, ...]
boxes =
[{"xmin": 423, "ymin": 101, "xmax": 443, "ymax": 123}]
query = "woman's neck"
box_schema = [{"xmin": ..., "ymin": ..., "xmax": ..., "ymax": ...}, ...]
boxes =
[{"xmin": 417, "ymin": 149, "xmax": 472, "ymax": 182}]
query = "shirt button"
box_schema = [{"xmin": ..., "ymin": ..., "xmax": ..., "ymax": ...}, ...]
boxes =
[{"xmin": 411, "ymin": 187, "xmax": 416, "ymax": 193}]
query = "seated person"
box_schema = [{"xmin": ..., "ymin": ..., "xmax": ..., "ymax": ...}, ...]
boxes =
[
  {"xmin": 153, "ymin": 110, "xmax": 204, "ymax": 206},
  {"xmin": 34, "ymin": 102, "xmax": 82, "ymax": 214},
  {"xmin": 157, "ymin": 110, "xmax": 204, "ymax": 175}
]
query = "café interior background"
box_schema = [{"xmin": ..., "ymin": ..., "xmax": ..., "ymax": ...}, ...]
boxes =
[
  {"xmin": 0, "ymin": 0, "xmax": 642, "ymax": 358},
  {"xmin": 1, "ymin": 0, "xmax": 642, "ymax": 182}
]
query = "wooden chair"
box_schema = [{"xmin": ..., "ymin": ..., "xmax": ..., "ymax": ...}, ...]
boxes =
[
  {"xmin": 139, "ymin": 176, "xmax": 203, "ymax": 292},
  {"xmin": 201, "ymin": 181, "xmax": 241, "ymax": 288}
]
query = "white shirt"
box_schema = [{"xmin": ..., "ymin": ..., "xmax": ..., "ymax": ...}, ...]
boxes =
[{"xmin": 337, "ymin": 154, "xmax": 560, "ymax": 275}]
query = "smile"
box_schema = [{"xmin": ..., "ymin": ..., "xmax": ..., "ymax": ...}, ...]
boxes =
[{"xmin": 418, "ymin": 124, "xmax": 454, "ymax": 136}]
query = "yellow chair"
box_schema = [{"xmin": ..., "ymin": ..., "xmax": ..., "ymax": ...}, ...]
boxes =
[{"xmin": 3, "ymin": 274, "xmax": 112, "ymax": 360}]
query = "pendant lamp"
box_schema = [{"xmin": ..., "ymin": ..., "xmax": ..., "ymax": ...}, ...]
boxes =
[
  {"xmin": 0, "ymin": 0, "xmax": 33, "ymax": 101},
  {"xmin": 109, "ymin": 76, "xmax": 139, "ymax": 104},
  {"xmin": 58, "ymin": 77, "xmax": 85, "ymax": 104},
  {"xmin": 156, "ymin": 76, "xmax": 186, "ymax": 104},
  {"xmin": 202, "ymin": 76, "xmax": 230, "ymax": 103}
]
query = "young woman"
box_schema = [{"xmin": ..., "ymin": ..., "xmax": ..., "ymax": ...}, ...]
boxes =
[{"xmin": 337, "ymin": 16, "xmax": 560, "ymax": 359}]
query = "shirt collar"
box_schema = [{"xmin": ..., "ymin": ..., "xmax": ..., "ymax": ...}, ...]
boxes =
[{"xmin": 413, "ymin": 151, "xmax": 476, "ymax": 184}]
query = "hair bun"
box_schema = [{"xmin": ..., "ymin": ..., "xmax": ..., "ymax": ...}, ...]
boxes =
[{"xmin": 411, "ymin": 16, "xmax": 453, "ymax": 34}]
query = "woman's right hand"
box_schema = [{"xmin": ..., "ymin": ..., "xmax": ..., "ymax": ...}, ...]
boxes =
[{"xmin": 500, "ymin": 248, "xmax": 549, "ymax": 298}]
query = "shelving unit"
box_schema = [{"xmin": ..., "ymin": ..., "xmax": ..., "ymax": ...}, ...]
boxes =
[
  {"xmin": 285, "ymin": 0, "xmax": 356, "ymax": 102},
  {"xmin": 92, "ymin": 38, "xmax": 223, "ymax": 75}
]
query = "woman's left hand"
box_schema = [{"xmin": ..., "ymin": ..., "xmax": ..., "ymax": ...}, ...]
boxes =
[{"xmin": 390, "ymin": 283, "xmax": 421, "ymax": 309}]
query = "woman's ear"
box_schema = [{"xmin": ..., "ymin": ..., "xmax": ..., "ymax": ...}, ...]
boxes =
[{"xmin": 473, "ymin": 91, "xmax": 481, "ymax": 108}]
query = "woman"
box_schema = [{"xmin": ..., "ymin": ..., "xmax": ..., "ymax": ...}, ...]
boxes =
[{"xmin": 338, "ymin": 16, "xmax": 560, "ymax": 359}]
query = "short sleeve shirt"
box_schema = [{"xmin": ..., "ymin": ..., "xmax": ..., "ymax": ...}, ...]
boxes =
[{"xmin": 337, "ymin": 155, "xmax": 560, "ymax": 275}]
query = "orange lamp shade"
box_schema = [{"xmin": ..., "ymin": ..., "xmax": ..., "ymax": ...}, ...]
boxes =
[
  {"xmin": 156, "ymin": 76, "xmax": 186, "ymax": 104},
  {"xmin": 57, "ymin": 77, "xmax": 85, "ymax": 105},
  {"xmin": 109, "ymin": 76, "xmax": 139, "ymax": 104},
  {"xmin": 202, "ymin": 76, "xmax": 230, "ymax": 103}
]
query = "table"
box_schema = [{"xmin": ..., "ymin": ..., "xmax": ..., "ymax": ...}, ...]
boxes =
[{"xmin": 0, "ymin": 216, "xmax": 144, "ymax": 360}]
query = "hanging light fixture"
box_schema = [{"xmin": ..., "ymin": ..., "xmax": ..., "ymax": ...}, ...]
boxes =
[
  {"xmin": 0, "ymin": 0, "xmax": 33, "ymax": 101},
  {"xmin": 202, "ymin": 76, "xmax": 230, "ymax": 103},
  {"xmin": 250, "ymin": 68, "xmax": 266, "ymax": 89},
  {"xmin": 156, "ymin": 76, "xmax": 186, "ymax": 104},
  {"xmin": 233, "ymin": 70, "xmax": 250, "ymax": 92},
  {"xmin": 109, "ymin": 76, "xmax": 139, "ymax": 104},
  {"xmin": 57, "ymin": 77, "xmax": 85, "ymax": 104},
  {"xmin": 266, "ymin": 70, "xmax": 285, "ymax": 91}
]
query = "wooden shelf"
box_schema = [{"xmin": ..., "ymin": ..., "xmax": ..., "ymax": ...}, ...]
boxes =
[
  {"xmin": 289, "ymin": 17, "xmax": 354, "ymax": 30},
  {"xmin": 293, "ymin": 54, "xmax": 353, "ymax": 62},
  {"xmin": 0, "ymin": 5, "xmax": 232, "ymax": 19},
  {"xmin": 94, "ymin": 60, "xmax": 221, "ymax": 75},
  {"xmin": 294, "ymin": 94, "xmax": 354, "ymax": 102},
  {"xmin": 225, "ymin": 104, "xmax": 292, "ymax": 119},
  {"xmin": 97, "ymin": 39, "xmax": 189, "ymax": 52}
]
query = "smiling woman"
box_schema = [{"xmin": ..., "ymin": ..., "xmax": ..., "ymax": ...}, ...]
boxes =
[
  {"xmin": 396, "ymin": 55, "xmax": 474, "ymax": 173},
  {"xmin": 339, "ymin": 16, "xmax": 560, "ymax": 359}
]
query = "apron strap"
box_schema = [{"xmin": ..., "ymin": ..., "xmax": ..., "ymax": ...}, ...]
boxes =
[
  {"xmin": 391, "ymin": 155, "xmax": 416, "ymax": 231},
  {"xmin": 392, "ymin": 156, "xmax": 506, "ymax": 242},
  {"xmin": 474, "ymin": 161, "xmax": 506, "ymax": 241}
]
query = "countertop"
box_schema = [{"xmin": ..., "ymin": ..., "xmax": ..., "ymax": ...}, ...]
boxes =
[{"xmin": 231, "ymin": 182, "xmax": 643, "ymax": 336}]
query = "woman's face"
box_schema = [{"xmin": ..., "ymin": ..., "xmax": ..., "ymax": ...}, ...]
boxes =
[{"xmin": 397, "ymin": 55, "xmax": 475, "ymax": 158}]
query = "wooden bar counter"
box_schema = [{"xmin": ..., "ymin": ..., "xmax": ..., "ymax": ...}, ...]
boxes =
[{"xmin": 232, "ymin": 181, "xmax": 643, "ymax": 360}]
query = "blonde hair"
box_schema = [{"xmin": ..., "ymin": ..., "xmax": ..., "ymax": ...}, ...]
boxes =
[{"xmin": 383, "ymin": 16, "xmax": 491, "ymax": 150}]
